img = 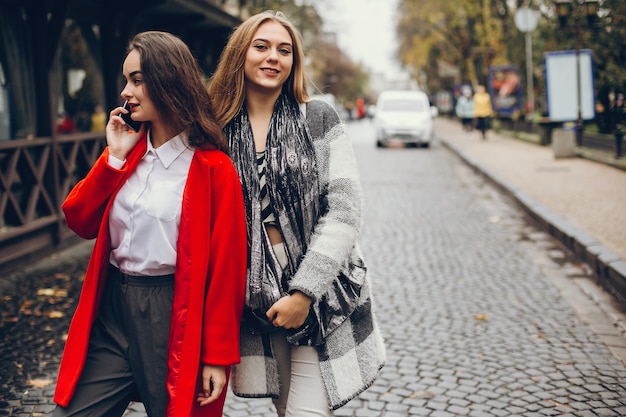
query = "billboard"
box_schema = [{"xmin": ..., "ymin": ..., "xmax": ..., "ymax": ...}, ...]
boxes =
[
  {"xmin": 488, "ymin": 65, "xmax": 523, "ymax": 118},
  {"xmin": 543, "ymin": 49, "xmax": 595, "ymax": 122}
]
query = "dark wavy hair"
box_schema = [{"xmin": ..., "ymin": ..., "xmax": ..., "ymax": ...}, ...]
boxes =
[{"xmin": 126, "ymin": 31, "xmax": 228, "ymax": 153}]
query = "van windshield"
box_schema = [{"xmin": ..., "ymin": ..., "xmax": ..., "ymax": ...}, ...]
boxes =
[{"xmin": 380, "ymin": 99, "xmax": 427, "ymax": 112}]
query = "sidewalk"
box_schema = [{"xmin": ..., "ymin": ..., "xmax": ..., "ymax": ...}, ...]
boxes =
[{"xmin": 435, "ymin": 117, "xmax": 626, "ymax": 305}]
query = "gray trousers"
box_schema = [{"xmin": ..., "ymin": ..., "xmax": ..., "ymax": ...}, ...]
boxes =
[{"xmin": 53, "ymin": 266, "xmax": 174, "ymax": 417}]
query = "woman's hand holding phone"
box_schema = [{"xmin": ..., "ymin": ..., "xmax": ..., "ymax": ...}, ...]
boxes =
[{"xmin": 106, "ymin": 101, "xmax": 143, "ymax": 161}]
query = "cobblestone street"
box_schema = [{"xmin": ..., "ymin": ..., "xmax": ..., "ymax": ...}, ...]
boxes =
[{"xmin": 2, "ymin": 119, "xmax": 626, "ymax": 416}]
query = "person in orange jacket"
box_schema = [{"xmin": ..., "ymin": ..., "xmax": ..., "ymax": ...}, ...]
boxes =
[
  {"xmin": 52, "ymin": 31, "xmax": 247, "ymax": 417},
  {"xmin": 356, "ymin": 97, "xmax": 366, "ymax": 119}
]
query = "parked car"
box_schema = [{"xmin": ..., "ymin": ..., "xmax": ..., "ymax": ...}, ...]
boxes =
[{"xmin": 373, "ymin": 90, "xmax": 438, "ymax": 148}]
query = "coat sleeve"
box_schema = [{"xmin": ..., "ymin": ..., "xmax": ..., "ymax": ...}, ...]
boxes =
[
  {"xmin": 62, "ymin": 139, "xmax": 146, "ymax": 239},
  {"xmin": 287, "ymin": 100, "xmax": 363, "ymax": 302},
  {"xmin": 201, "ymin": 155, "xmax": 247, "ymax": 365},
  {"xmin": 61, "ymin": 148, "xmax": 128, "ymax": 239}
]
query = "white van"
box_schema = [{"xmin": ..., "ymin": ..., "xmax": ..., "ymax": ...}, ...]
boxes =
[{"xmin": 373, "ymin": 90, "xmax": 438, "ymax": 148}]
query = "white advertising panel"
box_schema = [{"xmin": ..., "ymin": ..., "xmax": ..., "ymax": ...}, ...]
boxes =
[{"xmin": 544, "ymin": 50, "xmax": 595, "ymax": 122}]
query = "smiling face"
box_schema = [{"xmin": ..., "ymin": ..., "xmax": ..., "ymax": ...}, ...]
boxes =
[
  {"xmin": 244, "ymin": 21, "xmax": 294, "ymax": 97},
  {"xmin": 120, "ymin": 49, "xmax": 159, "ymax": 124}
]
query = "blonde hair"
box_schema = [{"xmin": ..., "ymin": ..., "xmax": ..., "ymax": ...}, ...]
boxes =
[{"xmin": 208, "ymin": 11, "xmax": 309, "ymax": 127}]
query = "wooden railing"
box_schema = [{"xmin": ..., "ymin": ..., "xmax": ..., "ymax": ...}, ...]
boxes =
[{"xmin": 0, "ymin": 133, "xmax": 105, "ymax": 273}]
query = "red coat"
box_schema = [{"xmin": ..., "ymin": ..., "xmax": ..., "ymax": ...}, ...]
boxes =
[{"xmin": 53, "ymin": 137, "xmax": 247, "ymax": 417}]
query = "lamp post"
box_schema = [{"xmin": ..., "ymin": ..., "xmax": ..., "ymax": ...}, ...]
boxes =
[
  {"xmin": 515, "ymin": 5, "xmax": 538, "ymax": 122},
  {"xmin": 555, "ymin": 0, "xmax": 598, "ymax": 147}
]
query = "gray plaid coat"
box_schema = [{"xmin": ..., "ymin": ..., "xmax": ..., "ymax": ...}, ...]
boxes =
[{"xmin": 230, "ymin": 99, "xmax": 386, "ymax": 410}]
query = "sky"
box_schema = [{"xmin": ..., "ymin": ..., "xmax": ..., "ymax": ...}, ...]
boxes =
[{"xmin": 317, "ymin": 0, "xmax": 406, "ymax": 80}]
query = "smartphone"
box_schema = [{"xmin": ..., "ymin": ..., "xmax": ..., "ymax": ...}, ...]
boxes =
[{"xmin": 121, "ymin": 100, "xmax": 142, "ymax": 132}]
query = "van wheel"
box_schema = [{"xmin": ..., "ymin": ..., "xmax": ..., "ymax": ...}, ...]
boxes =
[{"xmin": 376, "ymin": 139, "xmax": 385, "ymax": 148}]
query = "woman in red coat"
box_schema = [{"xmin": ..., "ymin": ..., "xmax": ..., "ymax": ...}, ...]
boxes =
[{"xmin": 52, "ymin": 31, "xmax": 247, "ymax": 417}]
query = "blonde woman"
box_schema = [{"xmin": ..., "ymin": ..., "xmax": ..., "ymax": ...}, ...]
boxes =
[
  {"xmin": 209, "ymin": 10, "xmax": 385, "ymax": 417},
  {"xmin": 473, "ymin": 85, "xmax": 493, "ymax": 139}
]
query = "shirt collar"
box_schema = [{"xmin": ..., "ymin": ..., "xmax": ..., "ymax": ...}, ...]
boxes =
[{"xmin": 143, "ymin": 130, "xmax": 190, "ymax": 168}]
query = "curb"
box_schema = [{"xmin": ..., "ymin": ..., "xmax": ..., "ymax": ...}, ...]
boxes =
[
  {"xmin": 575, "ymin": 147, "xmax": 626, "ymax": 173},
  {"xmin": 440, "ymin": 137, "xmax": 626, "ymax": 305}
]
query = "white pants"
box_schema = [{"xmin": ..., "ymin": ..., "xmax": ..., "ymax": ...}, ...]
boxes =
[{"xmin": 271, "ymin": 243, "xmax": 332, "ymax": 417}]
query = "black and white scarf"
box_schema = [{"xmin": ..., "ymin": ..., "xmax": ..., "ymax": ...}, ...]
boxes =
[{"xmin": 226, "ymin": 94, "xmax": 320, "ymax": 327}]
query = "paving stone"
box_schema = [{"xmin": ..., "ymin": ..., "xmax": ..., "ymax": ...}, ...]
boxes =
[
  {"xmin": 430, "ymin": 411, "xmax": 456, "ymax": 417},
  {"xmin": 407, "ymin": 406, "xmax": 432, "ymax": 416}
]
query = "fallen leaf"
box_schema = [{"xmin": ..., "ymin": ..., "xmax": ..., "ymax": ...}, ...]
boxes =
[
  {"xmin": 28, "ymin": 378, "xmax": 53, "ymax": 388},
  {"xmin": 37, "ymin": 288, "xmax": 56, "ymax": 297},
  {"xmin": 547, "ymin": 400, "xmax": 571, "ymax": 408},
  {"xmin": 48, "ymin": 311, "xmax": 65, "ymax": 318},
  {"xmin": 410, "ymin": 391, "xmax": 437, "ymax": 398},
  {"xmin": 472, "ymin": 314, "xmax": 488, "ymax": 320}
]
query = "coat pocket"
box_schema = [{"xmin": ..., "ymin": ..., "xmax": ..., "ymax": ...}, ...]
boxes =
[{"xmin": 286, "ymin": 255, "xmax": 366, "ymax": 346}]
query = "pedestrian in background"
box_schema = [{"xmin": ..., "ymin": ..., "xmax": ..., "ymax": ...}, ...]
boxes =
[
  {"xmin": 473, "ymin": 85, "xmax": 493, "ymax": 139},
  {"xmin": 55, "ymin": 111, "xmax": 77, "ymax": 134},
  {"xmin": 208, "ymin": 10, "xmax": 385, "ymax": 417},
  {"xmin": 52, "ymin": 31, "xmax": 247, "ymax": 417},
  {"xmin": 356, "ymin": 97, "xmax": 366, "ymax": 119},
  {"xmin": 609, "ymin": 92, "xmax": 624, "ymax": 158},
  {"xmin": 455, "ymin": 87, "xmax": 474, "ymax": 132},
  {"xmin": 90, "ymin": 104, "xmax": 107, "ymax": 132},
  {"xmin": 75, "ymin": 110, "xmax": 92, "ymax": 132}
]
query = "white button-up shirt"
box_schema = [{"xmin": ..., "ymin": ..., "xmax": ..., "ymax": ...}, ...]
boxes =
[{"xmin": 107, "ymin": 132, "xmax": 193, "ymax": 276}]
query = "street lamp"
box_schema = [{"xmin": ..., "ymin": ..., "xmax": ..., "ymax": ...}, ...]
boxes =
[
  {"xmin": 514, "ymin": 5, "xmax": 538, "ymax": 122},
  {"xmin": 555, "ymin": 0, "xmax": 598, "ymax": 147}
]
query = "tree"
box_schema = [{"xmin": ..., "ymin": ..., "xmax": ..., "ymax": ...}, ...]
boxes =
[
  {"xmin": 307, "ymin": 38, "xmax": 370, "ymax": 103},
  {"xmin": 395, "ymin": 0, "xmax": 626, "ymax": 123},
  {"xmin": 396, "ymin": 0, "xmax": 510, "ymax": 92}
]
